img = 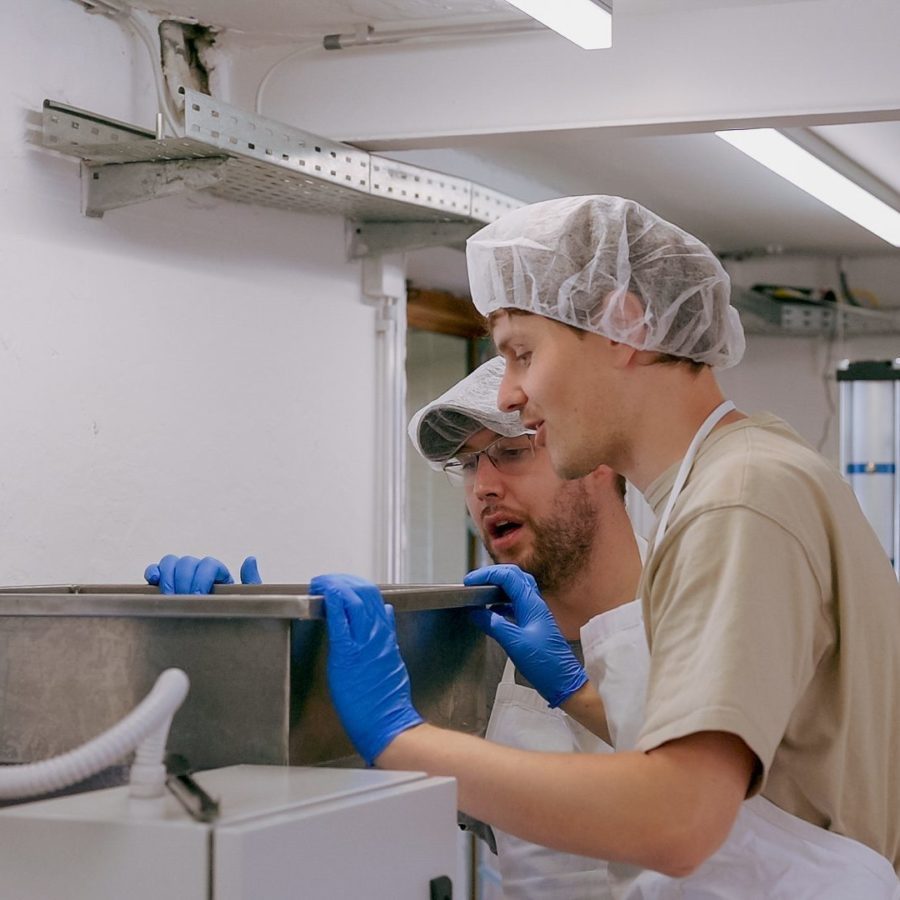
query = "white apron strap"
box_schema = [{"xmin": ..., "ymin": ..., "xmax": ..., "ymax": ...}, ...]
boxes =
[{"xmin": 652, "ymin": 400, "xmax": 735, "ymax": 550}]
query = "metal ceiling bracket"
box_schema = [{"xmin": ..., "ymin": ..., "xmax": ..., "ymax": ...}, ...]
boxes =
[
  {"xmin": 80, "ymin": 157, "xmax": 228, "ymax": 217},
  {"xmin": 348, "ymin": 220, "xmax": 481, "ymax": 259}
]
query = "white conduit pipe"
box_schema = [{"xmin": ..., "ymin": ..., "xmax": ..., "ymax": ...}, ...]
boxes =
[
  {"xmin": 0, "ymin": 668, "xmax": 189, "ymax": 801},
  {"xmin": 72, "ymin": 0, "xmax": 181, "ymax": 136},
  {"xmin": 323, "ymin": 20, "xmax": 546, "ymax": 50},
  {"xmin": 120, "ymin": 11, "xmax": 183, "ymax": 137}
]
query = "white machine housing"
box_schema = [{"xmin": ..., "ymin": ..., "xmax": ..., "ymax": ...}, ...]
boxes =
[{"xmin": 0, "ymin": 765, "xmax": 458, "ymax": 900}]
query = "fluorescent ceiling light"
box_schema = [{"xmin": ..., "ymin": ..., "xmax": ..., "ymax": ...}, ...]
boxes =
[
  {"xmin": 503, "ymin": 0, "xmax": 612, "ymax": 50},
  {"xmin": 716, "ymin": 128, "xmax": 900, "ymax": 247}
]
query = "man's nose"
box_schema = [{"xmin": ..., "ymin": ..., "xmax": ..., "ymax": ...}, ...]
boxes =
[
  {"xmin": 498, "ymin": 371, "xmax": 527, "ymax": 413},
  {"xmin": 472, "ymin": 453, "xmax": 505, "ymax": 500}
]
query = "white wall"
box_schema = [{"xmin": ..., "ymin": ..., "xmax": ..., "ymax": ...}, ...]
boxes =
[{"xmin": 0, "ymin": 2, "xmax": 378, "ymax": 584}]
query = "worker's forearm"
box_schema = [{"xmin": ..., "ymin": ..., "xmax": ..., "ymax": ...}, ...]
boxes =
[
  {"xmin": 559, "ymin": 682, "xmax": 611, "ymax": 745},
  {"xmin": 377, "ymin": 725, "xmax": 752, "ymax": 877}
]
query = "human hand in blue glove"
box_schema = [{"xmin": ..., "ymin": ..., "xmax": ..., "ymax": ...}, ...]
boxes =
[
  {"xmin": 465, "ymin": 564, "xmax": 588, "ymax": 708},
  {"xmin": 144, "ymin": 554, "xmax": 263, "ymax": 594},
  {"xmin": 311, "ymin": 573, "xmax": 424, "ymax": 766}
]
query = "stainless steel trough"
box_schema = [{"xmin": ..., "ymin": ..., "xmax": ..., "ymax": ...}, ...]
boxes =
[{"xmin": 0, "ymin": 584, "xmax": 504, "ymax": 776}]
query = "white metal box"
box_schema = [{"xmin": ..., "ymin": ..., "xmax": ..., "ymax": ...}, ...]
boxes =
[{"xmin": 0, "ymin": 765, "xmax": 458, "ymax": 900}]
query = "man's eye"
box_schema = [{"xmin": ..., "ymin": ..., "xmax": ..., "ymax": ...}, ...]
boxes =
[
  {"xmin": 515, "ymin": 351, "xmax": 532, "ymax": 366},
  {"xmin": 460, "ymin": 457, "xmax": 478, "ymax": 473},
  {"xmin": 496, "ymin": 448, "xmax": 526, "ymax": 462}
]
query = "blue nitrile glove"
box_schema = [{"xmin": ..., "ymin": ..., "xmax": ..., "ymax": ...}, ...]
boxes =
[
  {"xmin": 465, "ymin": 564, "xmax": 589, "ymax": 708},
  {"xmin": 144, "ymin": 555, "xmax": 263, "ymax": 594},
  {"xmin": 311, "ymin": 573, "xmax": 424, "ymax": 766}
]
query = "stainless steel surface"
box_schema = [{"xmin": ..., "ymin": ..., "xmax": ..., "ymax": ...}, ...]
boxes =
[
  {"xmin": 0, "ymin": 614, "xmax": 291, "ymax": 770},
  {"xmin": 0, "ymin": 583, "xmax": 501, "ymax": 618},
  {"xmin": 41, "ymin": 92, "xmax": 523, "ymax": 228},
  {"xmin": 0, "ymin": 584, "xmax": 503, "ymax": 777}
]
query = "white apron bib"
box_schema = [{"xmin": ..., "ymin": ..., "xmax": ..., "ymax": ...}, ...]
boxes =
[
  {"xmin": 584, "ymin": 400, "xmax": 900, "ymax": 899},
  {"xmin": 486, "ymin": 659, "xmax": 615, "ymax": 899}
]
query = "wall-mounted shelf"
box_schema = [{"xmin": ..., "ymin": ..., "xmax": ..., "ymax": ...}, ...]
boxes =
[
  {"xmin": 733, "ymin": 287, "xmax": 900, "ymax": 337},
  {"xmin": 41, "ymin": 90, "xmax": 524, "ymax": 258}
]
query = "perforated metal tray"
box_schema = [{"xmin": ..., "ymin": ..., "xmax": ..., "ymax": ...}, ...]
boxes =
[{"xmin": 42, "ymin": 91, "xmax": 523, "ymax": 225}]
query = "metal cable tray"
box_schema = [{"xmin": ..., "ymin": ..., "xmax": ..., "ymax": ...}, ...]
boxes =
[
  {"xmin": 733, "ymin": 286, "xmax": 900, "ymax": 336},
  {"xmin": 41, "ymin": 91, "xmax": 524, "ymax": 254}
]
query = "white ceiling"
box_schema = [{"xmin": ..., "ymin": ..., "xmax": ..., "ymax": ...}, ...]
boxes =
[
  {"xmin": 121, "ymin": 0, "xmax": 808, "ymax": 37},
  {"xmin": 389, "ymin": 125, "xmax": 900, "ymax": 257},
  {"xmin": 126, "ymin": 0, "xmax": 532, "ymax": 37},
  {"xmin": 117, "ymin": 0, "xmax": 900, "ymax": 261}
]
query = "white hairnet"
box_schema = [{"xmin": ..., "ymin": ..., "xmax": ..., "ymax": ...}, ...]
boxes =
[
  {"xmin": 466, "ymin": 195, "xmax": 745, "ymax": 368},
  {"xmin": 408, "ymin": 357, "xmax": 527, "ymax": 469}
]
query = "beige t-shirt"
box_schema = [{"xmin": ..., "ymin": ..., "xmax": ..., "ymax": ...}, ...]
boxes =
[{"xmin": 636, "ymin": 412, "xmax": 900, "ymax": 873}]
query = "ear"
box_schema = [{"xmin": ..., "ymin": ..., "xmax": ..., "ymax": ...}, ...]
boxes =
[
  {"xmin": 583, "ymin": 464, "xmax": 620, "ymax": 493},
  {"xmin": 629, "ymin": 347, "xmax": 663, "ymax": 368},
  {"xmin": 606, "ymin": 338, "xmax": 638, "ymax": 370},
  {"xmin": 606, "ymin": 290, "xmax": 648, "ymax": 367}
]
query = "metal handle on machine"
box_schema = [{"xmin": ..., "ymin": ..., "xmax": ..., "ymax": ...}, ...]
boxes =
[{"xmin": 165, "ymin": 754, "xmax": 220, "ymax": 823}]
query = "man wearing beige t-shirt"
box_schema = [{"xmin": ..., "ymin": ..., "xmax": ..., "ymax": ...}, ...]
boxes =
[{"xmin": 312, "ymin": 196, "xmax": 900, "ymax": 896}]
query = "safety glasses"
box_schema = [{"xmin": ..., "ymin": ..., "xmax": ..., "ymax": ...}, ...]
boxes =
[{"xmin": 442, "ymin": 434, "xmax": 536, "ymax": 486}]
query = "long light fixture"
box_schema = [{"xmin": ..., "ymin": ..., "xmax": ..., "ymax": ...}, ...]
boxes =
[
  {"xmin": 716, "ymin": 128, "xmax": 900, "ymax": 247},
  {"xmin": 502, "ymin": 0, "xmax": 612, "ymax": 50}
]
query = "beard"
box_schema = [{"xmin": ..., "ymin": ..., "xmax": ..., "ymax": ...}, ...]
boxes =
[{"xmin": 485, "ymin": 480, "xmax": 600, "ymax": 595}]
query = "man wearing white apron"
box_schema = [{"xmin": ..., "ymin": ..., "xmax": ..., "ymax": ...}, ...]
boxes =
[
  {"xmin": 408, "ymin": 356, "xmax": 646, "ymax": 899},
  {"xmin": 309, "ymin": 196, "xmax": 900, "ymax": 896}
]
